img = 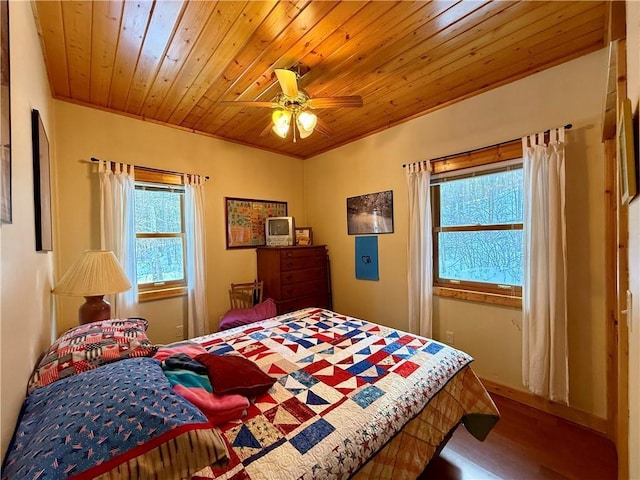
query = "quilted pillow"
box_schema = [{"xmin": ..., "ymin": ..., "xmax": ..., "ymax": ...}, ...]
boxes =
[
  {"xmin": 218, "ymin": 298, "xmax": 277, "ymax": 331},
  {"xmin": 27, "ymin": 317, "xmax": 157, "ymax": 394},
  {"xmin": 2, "ymin": 358, "xmax": 228, "ymax": 480},
  {"xmin": 195, "ymin": 353, "xmax": 277, "ymax": 398}
]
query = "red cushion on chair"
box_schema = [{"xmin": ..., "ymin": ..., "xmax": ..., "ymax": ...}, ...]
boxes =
[{"xmin": 218, "ymin": 298, "xmax": 277, "ymax": 331}]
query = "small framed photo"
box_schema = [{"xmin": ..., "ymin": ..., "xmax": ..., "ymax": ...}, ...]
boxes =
[{"xmin": 295, "ymin": 227, "xmax": 313, "ymax": 246}]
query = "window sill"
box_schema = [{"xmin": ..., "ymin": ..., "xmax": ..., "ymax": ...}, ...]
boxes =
[
  {"xmin": 139, "ymin": 286, "xmax": 187, "ymax": 302},
  {"xmin": 433, "ymin": 286, "xmax": 522, "ymax": 308}
]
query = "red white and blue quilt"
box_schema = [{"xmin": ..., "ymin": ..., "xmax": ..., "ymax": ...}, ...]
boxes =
[{"xmin": 191, "ymin": 308, "xmax": 495, "ymax": 479}]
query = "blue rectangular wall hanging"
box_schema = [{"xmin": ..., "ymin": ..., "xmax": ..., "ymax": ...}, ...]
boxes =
[{"xmin": 355, "ymin": 236, "xmax": 379, "ymax": 281}]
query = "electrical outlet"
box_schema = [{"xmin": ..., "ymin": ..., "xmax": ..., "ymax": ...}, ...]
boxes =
[
  {"xmin": 176, "ymin": 325, "xmax": 184, "ymax": 338},
  {"xmin": 445, "ymin": 331, "xmax": 454, "ymax": 345}
]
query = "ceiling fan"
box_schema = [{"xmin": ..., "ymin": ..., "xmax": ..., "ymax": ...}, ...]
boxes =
[{"xmin": 221, "ymin": 67, "xmax": 363, "ymax": 142}]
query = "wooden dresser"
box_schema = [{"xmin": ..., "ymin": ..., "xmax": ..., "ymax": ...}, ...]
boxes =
[{"xmin": 256, "ymin": 245, "xmax": 331, "ymax": 315}]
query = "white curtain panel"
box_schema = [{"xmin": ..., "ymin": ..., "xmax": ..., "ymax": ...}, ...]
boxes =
[
  {"xmin": 185, "ymin": 175, "xmax": 208, "ymax": 338},
  {"xmin": 406, "ymin": 161, "xmax": 433, "ymax": 337},
  {"xmin": 99, "ymin": 160, "xmax": 138, "ymax": 318},
  {"xmin": 522, "ymin": 128, "xmax": 569, "ymax": 404}
]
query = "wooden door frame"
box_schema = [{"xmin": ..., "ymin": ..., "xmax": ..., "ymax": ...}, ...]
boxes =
[{"xmin": 602, "ymin": 19, "xmax": 630, "ymax": 476}]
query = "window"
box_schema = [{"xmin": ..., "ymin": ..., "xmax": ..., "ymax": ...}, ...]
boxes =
[
  {"xmin": 134, "ymin": 170, "xmax": 187, "ymax": 301},
  {"xmin": 430, "ymin": 140, "xmax": 523, "ymax": 304}
]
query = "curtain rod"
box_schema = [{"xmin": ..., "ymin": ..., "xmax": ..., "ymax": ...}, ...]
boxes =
[
  {"xmin": 90, "ymin": 157, "xmax": 210, "ymax": 180},
  {"xmin": 402, "ymin": 124, "xmax": 572, "ymax": 168}
]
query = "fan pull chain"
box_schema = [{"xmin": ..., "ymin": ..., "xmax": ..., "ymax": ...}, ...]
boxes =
[{"xmin": 292, "ymin": 112, "xmax": 297, "ymax": 143}]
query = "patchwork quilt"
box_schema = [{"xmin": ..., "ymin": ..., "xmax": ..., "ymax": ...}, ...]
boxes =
[{"xmin": 191, "ymin": 308, "xmax": 499, "ymax": 479}]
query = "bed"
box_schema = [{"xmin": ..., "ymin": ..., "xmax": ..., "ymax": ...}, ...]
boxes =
[{"xmin": 2, "ymin": 308, "xmax": 499, "ymax": 480}]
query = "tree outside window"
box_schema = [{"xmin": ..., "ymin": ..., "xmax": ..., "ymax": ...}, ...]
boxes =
[{"xmin": 432, "ymin": 163, "xmax": 523, "ymax": 296}]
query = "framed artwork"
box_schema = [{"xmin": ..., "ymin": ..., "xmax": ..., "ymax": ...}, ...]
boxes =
[
  {"xmin": 1, "ymin": 0, "xmax": 10, "ymax": 224},
  {"xmin": 618, "ymin": 98, "xmax": 637, "ymax": 205},
  {"xmin": 225, "ymin": 197, "xmax": 287, "ymax": 249},
  {"xmin": 346, "ymin": 190, "xmax": 394, "ymax": 235},
  {"xmin": 355, "ymin": 236, "xmax": 379, "ymax": 281},
  {"xmin": 295, "ymin": 227, "xmax": 313, "ymax": 245},
  {"xmin": 32, "ymin": 109, "xmax": 53, "ymax": 251}
]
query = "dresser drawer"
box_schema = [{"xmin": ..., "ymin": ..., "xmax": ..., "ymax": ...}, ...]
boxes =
[
  {"xmin": 281, "ymin": 267, "xmax": 326, "ymax": 285},
  {"xmin": 279, "ymin": 247, "xmax": 325, "ymax": 259},
  {"xmin": 280, "ymin": 279, "xmax": 327, "ymax": 300},
  {"xmin": 280, "ymin": 255, "xmax": 326, "ymax": 271},
  {"xmin": 257, "ymin": 245, "xmax": 332, "ymax": 315}
]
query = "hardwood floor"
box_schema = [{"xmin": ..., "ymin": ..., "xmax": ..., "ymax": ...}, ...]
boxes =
[{"xmin": 419, "ymin": 393, "xmax": 618, "ymax": 480}]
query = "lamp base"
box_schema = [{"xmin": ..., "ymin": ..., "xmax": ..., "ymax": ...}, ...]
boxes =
[{"xmin": 79, "ymin": 296, "xmax": 112, "ymax": 325}]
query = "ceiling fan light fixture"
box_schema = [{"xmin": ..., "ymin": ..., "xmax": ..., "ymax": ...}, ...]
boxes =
[
  {"xmin": 297, "ymin": 125, "xmax": 313, "ymax": 139},
  {"xmin": 295, "ymin": 110, "xmax": 317, "ymax": 139},
  {"xmin": 221, "ymin": 67, "xmax": 364, "ymax": 142},
  {"xmin": 297, "ymin": 111, "xmax": 317, "ymax": 131},
  {"xmin": 272, "ymin": 123, "xmax": 290, "ymax": 139},
  {"xmin": 272, "ymin": 109, "xmax": 291, "ymax": 138}
]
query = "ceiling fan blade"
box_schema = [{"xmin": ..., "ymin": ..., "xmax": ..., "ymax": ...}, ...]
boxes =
[
  {"xmin": 315, "ymin": 118, "xmax": 331, "ymax": 137},
  {"xmin": 259, "ymin": 121, "xmax": 273, "ymax": 137},
  {"xmin": 275, "ymin": 69, "xmax": 299, "ymax": 98},
  {"xmin": 307, "ymin": 96, "xmax": 363, "ymax": 108},
  {"xmin": 220, "ymin": 101, "xmax": 277, "ymax": 108}
]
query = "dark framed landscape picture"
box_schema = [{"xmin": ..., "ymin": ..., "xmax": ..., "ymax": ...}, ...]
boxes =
[
  {"xmin": 347, "ymin": 190, "xmax": 394, "ymax": 235},
  {"xmin": 1, "ymin": 0, "xmax": 10, "ymax": 224},
  {"xmin": 32, "ymin": 109, "xmax": 53, "ymax": 251}
]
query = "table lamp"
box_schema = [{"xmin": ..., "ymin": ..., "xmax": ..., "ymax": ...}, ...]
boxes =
[{"xmin": 53, "ymin": 250, "xmax": 132, "ymax": 325}]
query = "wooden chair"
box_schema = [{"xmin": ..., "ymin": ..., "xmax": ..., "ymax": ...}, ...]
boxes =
[{"xmin": 229, "ymin": 281, "xmax": 263, "ymax": 309}]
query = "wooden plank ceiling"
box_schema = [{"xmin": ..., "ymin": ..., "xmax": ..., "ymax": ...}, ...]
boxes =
[{"xmin": 32, "ymin": 1, "xmax": 608, "ymax": 159}]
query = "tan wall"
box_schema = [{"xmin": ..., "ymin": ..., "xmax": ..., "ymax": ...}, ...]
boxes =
[
  {"xmin": 0, "ymin": 1, "xmax": 55, "ymax": 459},
  {"xmin": 53, "ymin": 101, "xmax": 305, "ymax": 344},
  {"xmin": 625, "ymin": 1, "xmax": 639, "ymax": 476},
  {"xmin": 304, "ymin": 49, "xmax": 609, "ymax": 418}
]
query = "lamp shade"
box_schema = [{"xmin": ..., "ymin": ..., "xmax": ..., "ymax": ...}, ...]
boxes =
[
  {"xmin": 271, "ymin": 109, "xmax": 291, "ymax": 139},
  {"xmin": 53, "ymin": 250, "xmax": 131, "ymax": 296},
  {"xmin": 297, "ymin": 111, "xmax": 317, "ymax": 131}
]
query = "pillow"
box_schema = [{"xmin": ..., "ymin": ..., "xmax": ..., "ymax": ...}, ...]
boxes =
[
  {"xmin": 3, "ymin": 358, "xmax": 228, "ymax": 480},
  {"xmin": 218, "ymin": 298, "xmax": 277, "ymax": 331},
  {"xmin": 27, "ymin": 317, "xmax": 157, "ymax": 394},
  {"xmin": 195, "ymin": 353, "xmax": 276, "ymax": 398}
]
